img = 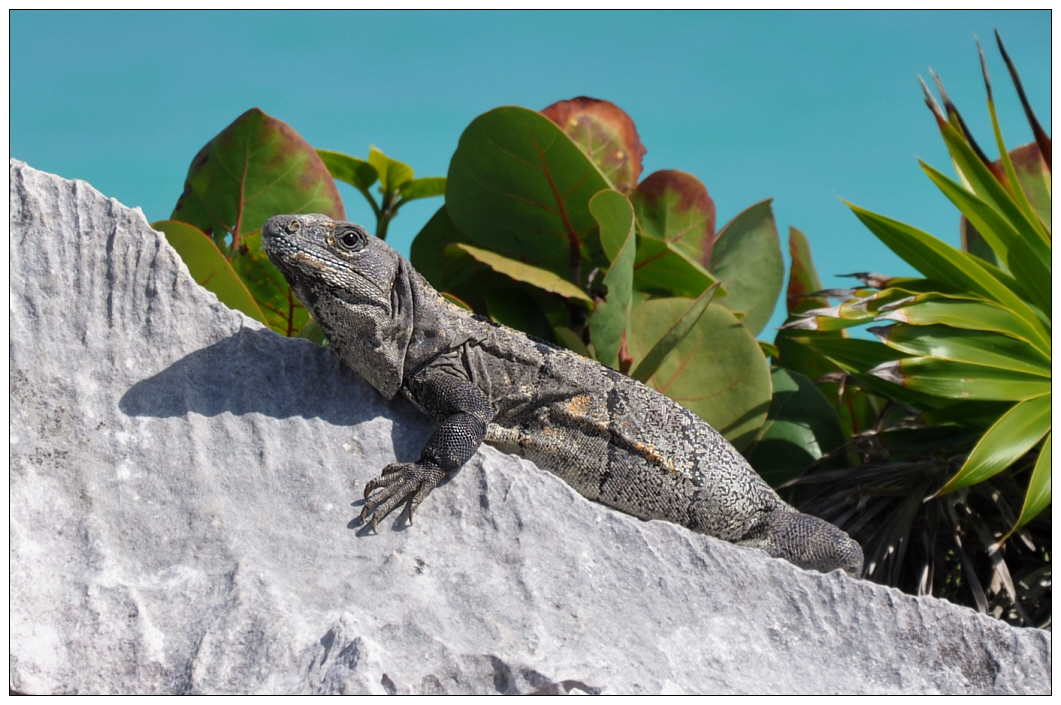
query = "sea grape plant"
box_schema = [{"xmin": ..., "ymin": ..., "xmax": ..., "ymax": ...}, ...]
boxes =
[
  {"xmin": 409, "ymin": 98, "xmax": 786, "ymax": 450},
  {"xmin": 157, "ymin": 99, "xmax": 789, "ymax": 452},
  {"xmin": 154, "ymin": 108, "xmax": 442, "ymax": 340}
]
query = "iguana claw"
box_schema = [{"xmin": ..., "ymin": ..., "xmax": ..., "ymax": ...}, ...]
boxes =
[{"xmin": 361, "ymin": 461, "xmax": 444, "ymax": 529}]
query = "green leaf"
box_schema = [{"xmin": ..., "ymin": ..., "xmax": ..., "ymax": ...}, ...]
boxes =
[
  {"xmin": 230, "ymin": 230, "xmax": 311, "ymax": 337},
  {"xmin": 588, "ymin": 190, "xmax": 636, "ymax": 368},
  {"xmin": 399, "ymin": 177, "xmax": 446, "ymax": 202},
  {"xmin": 793, "ymin": 335, "xmax": 903, "ymax": 374},
  {"xmin": 629, "ymin": 298, "xmax": 772, "ymax": 451},
  {"xmin": 791, "ymin": 336, "xmax": 949, "ymax": 411},
  {"xmin": 369, "ymin": 146, "xmax": 414, "ymax": 196},
  {"xmin": 593, "ymin": 189, "xmax": 634, "ymax": 263},
  {"xmin": 409, "ymin": 206, "xmax": 470, "ymax": 290},
  {"xmin": 441, "ymin": 292, "xmax": 472, "ymax": 310},
  {"xmin": 630, "ymin": 283, "xmax": 719, "ymax": 383},
  {"xmin": 845, "ymin": 202, "xmax": 1049, "ymax": 349},
  {"xmin": 938, "ymin": 120, "xmax": 1049, "ymax": 248},
  {"xmin": 877, "ymin": 296, "xmax": 1051, "ymax": 361},
  {"xmin": 920, "ymin": 161, "xmax": 1050, "ymax": 316},
  {"xmin": 923, "ymin": 399, "xmax": 1013, "ymax": 431},
  {"xmin": 631, "ymin": 237, "xmax": 722, "ymax": 298},
  {"xmin": 446, "ymin": 106, "xmax": 611, "ymax": 284},
  {"xmin": 983, "ymin": 71, "xmax": 1049, "ymax": 243},
  {"xmin": 784, "ymin": 227, "xmax": 829, "ymax": 316},
  {"xmin": 745, "ymin": 368, "xmax": 846, "ymax": 487},
  {"xmin": 937, "ymin": 393, "xmax": 1050, "ymax": 494},
  {"xmin": 959, "ymin": 216, "xmax": 1001, "ymax": 268},
  {"xmin": 869, "ymin": 357, "xmax": 1050, "ymax": 402},
  {"xmin": 708, "ymin": 199, "xmax": 784, "ymax": 336},
  {"xmin": 869, "ymin": 324, "xmax": 1050, "ymax": 377},
  {"xmin": 960, "ymin": 142, "xmax": 1051, "ymax": 268},
  {"xmin": 540, "ymin": 97, "xmax": 646, "ymax": 193},
  {"xmin": 630, "ymin": 170, "xmax": 716, "ymax": 269},
  {"xmin": 172, "ymin": 108, "xmax": 345, "ymax": 249},
  {"xmin": 298, "ymin": 320, "xmax": 327, "ymax": 345},
  {"xmin": 153, "ymin": 220, "xmax": 269, "ymax": 327},
  {"xmin": 453, "ymin": 243, "xmax": 592, "ymax": 303},
  {"xmin": 758, "ymin": 340, "xmax": 779, "ymax": 358},
  {"xmin": 1015, "ymin": 432, "xmax": 1051, "ymax": 530},
  {"xmin": 553, "ymin": 326, "xmax": 591, "ymax": 358},
  {"xmin": 775, "ymin": 228, "xmax": 848, "ymax": 384},
  {"xmin": 485, "ymin": 287, "xmax": 558, "ymax": 344},
  {"xmin": 316, "ymin": 149, "xmax": 379, "ymax": 190}
]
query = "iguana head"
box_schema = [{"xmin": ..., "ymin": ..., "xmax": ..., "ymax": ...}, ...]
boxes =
[{"xmin": 262, "ymin": 214, "xmax": 414, "ymax": 399}]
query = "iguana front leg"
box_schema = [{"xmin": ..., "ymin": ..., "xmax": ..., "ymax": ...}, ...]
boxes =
[{"xmin": 361, "ymin": 367, "xmax": 492, "ymax": 529}]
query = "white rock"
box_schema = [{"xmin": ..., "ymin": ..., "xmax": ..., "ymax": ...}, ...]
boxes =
[{"xmin": 9, "ymin": 160, "xmax": 1050, "ymax": 694}]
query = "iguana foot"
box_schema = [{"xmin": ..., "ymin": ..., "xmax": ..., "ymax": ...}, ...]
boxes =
[{"xmin": 361, "ymin": 461, "xmax": 445, "ymax": 530}]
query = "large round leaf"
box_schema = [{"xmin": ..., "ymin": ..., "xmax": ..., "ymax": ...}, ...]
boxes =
[
  {"xmin": 446, "ymin": 106, "xmax": 611, "ymax": 284},
  {"xmin": 628, "ymin": 298, "xmax": 771, "ymax": 451},
  {"xmin": 172, "ymin": 108, "xmax": 344, "ymax": 249},
  {"xmin": 709, "ymin": 199, "xmax": 783, "ymax": 336}
]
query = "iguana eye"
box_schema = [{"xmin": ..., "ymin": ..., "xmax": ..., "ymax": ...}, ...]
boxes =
[{"xmin": 336, "ymin": 226, "xmax": 366, "ymax": 252}]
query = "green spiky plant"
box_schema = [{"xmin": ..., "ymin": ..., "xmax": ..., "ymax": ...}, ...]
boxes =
[{"xmin": 779, "ymin": 32, "xmax": 1050, "ymax": 626}]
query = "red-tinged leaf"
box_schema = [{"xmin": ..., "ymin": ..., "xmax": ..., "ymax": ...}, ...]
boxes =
[
  {"xmin": 541, "ymin": 96, "xmax": 646, "ymax": 193},
  {"xmin": 631, "ymin": 236, "xmax": 721, "ymax": 298},
  {"xmin": 173, "ymin": 108, "xmax": 345, "ymax": 251},
  {"xmin": 786, "ymin": 227, "xmax": 828, "ymax": 315},
  {"xmin": 996, "ymin": 142, "xmax": 1050, "ymax": 228},
  {"xmin": 630, "ymin": 170, "xmax": 716, "ymax": 269}
]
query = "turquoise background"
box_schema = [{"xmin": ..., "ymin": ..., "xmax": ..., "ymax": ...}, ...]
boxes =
[{"xmin": 11, "ymin": 10, "xmax": 1050, "ymax": 339}]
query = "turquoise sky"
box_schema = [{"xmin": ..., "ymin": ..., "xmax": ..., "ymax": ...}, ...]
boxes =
[{"xmin": 11, "ymin": 10, "xmax": 1050, "ymax": 339}]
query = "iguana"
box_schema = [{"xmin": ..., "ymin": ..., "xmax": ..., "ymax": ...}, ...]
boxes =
[{"xmin": 262, "ymin": 214, "xmax": 864, "ymax": 575}]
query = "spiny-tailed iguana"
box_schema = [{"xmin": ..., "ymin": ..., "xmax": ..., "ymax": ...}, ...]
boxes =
[{"xmin": 261, "ymin": 214, "xmax": 864, "ymax": 575}]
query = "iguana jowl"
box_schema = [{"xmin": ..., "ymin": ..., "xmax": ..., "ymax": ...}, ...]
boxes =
[{"xmin": 262, "ymin": 214, "xmax": 864, "ymax": 575}]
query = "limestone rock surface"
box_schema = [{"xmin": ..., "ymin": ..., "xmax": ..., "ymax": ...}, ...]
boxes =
[{"xmin": 9, "ymin": 160, "xmax": 1051, "ymax": 694}]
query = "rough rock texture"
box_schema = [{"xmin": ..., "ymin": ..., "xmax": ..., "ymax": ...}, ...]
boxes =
[{"xmin": 9, "ymin": 160, "xmax": 1051, "ymax": 694}]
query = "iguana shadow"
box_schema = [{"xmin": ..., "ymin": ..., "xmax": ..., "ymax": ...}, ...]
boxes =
[{"xmin": 119, "ymin": 326, "xmax": 427, "ymax": 451}]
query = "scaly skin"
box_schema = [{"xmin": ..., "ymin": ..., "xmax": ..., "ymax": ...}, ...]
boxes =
[{"xmin": 262, "ymin": 213, "xmax": 864, "ymax": 575}]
